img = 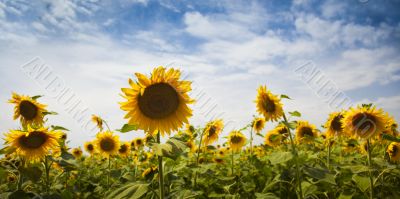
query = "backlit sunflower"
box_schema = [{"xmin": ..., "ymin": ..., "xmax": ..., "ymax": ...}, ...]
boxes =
[
  {"xmin": 84, "ymin": 141, "xmax": 95, "ymax": 155},
  {"xmin": 120, "ymin": 66, "xmax": 194, "ymax": 136},
  {"xmin": 324, "ymin": 111, "xmax": 345, "ymax": 138},
  {"xmin": 4, "ymin": 126, "xmax": 62, "ymax": 162},
  {"xmin": 9, "ymin": 92, "xmax": 48, "ymax": 128},
  {"xmin": 94, "ymin": 131, "xmax": 120, "ymax": 157},
  {"xmin": 252, "ymin": 117, "xmax": 265, "ymax": 134},
  {"xmin": 342, "ymin": 105, "xmax": 386, "ymax": 139},
  {"xmin": 387, "ymin": 142, "xmax": 400, "ymax": 162},
  {"xmin": 265, "ymin": 131, "xmax": 282, "ymax": 147},
  {"xmin": 295, "ymin": 121, "xmax": 318, "ymax": 144},
  {"xmin": 118, "ymin": 142, "xmax": 130, "ymax": 156},
  {"xmin": 255, "ymin": 85, "xmax": 283, "ymax": 122},
  {"xmin": 71, "ymin": 148, "xmax": 83, "ymax": 159},
  {"xmin": 91, "ymin": 114, "xmax": 103, "ymax": 131},
  {"xmin": 202, "ymin": 119, "xmax": 224, "ymax": 146},
  {"xmin": 228, "ymin": 130, "xmax": 247, "ymax": 152}
]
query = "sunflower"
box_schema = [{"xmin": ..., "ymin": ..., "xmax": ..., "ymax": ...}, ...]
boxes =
[
  {"xmin": 342, "ymin": 105, "xmax": 386, "ymax": 139},
  {"xmin": 202, "ymin": 119, "xmax": 224, "ymax": 146},
  {"xmin": 8, "ymin": 92, "xmax": 48, "ymax": 128},
  {"xmin": 142, "ymin": 166, "xmax": 158, "ymax": 179},
  {"xmin": 60, "ymin": 132, "xmax": 67, "ymax": 140},
  {"xmin": 252, "ymin": 117, "xmax": 265, "ymax": 134},
  {"xmin": 71, "ymin": 148, "xmax": 83, "ymax": 159},
  {"xmin": 325, "ymin": 111, "xmax": 345, "ymax": 138},
  {"xmin": 91, "ymin": 114, "xmax": 103, "ymax": 131},
  {"xmin": 255, "ymin": 86, "xmax": 283, "ymax": 122},
  {"xmin": 295, "ymin": 121, "xmax": 318, "ymax": 144},
  {"xmin": 120, "ymin": 66, "xmax": 194, "ymax": 136},
  {"xmin": 265, "ymin": 131, "xmax": 282, "ymax": 147},
  {"xmin": 118, "ymin": 142, "xmax": 131, "ymax": 156},
  {"xmin": 84, "ymin": 141, "xmax": 95, "ymax": 155},
  {"xmin": 343, "ymin": 138, "xmax": 359, "ymax": 153},
  {"xmin": 7, "ymin": 174, "xmax": 17, "ymax": 183},
  {"xmin": 186, "ymin": 140, "xmax": 196, "ymax": 152},
  {"xmin": 94, "ymin": 131, "xmax": 120, "ymax": 157},
  {"xmin": 228, "ymin": 130, "xmax": 247, "ymax": 152},
  {"xmin": 144, "ymin": 133, "xmax": 154, "ymax": 145},
  {"xmin": 213, "ymin": 157, "xmax": 224, "ymax": 164},
  {"xmin": 387, "ymin": 142, "xmax": 400, "ymax": 162},
  {"xmin": 381, "ymin": 113, "xmax": 398, "ymax": 137},
  {"xmin": 134, "ymin": 138, "xmax": 144, "ymax": 149},
  {"xmin": 4, "ymin": 126, "xmax": 62, "ymax": 162}
]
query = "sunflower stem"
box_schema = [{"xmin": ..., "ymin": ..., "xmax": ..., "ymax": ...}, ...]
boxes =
[
  {"xmin": 194, "ymin": 129, "xmax": 204, "ymax": 188},
  {"xmin": 367, "ymin": 138, "xmax": 374, "ymax": 199},
  {"xmin": 107, "ymin": 156, "xmax": 111, "ymax": 187},
  {"xmin": 327, "ymin": 139, "xmax": 331, "ymax": 170},
  {"xmin": 157, "ymin": 132, "xmax": 165, "ymax": 199},
  {"xmin": 44, "ymin": 156, "xmax": 51, "ymax": 194},
  {"xmin": 231, "ymin": 149, "xmax": 234, "ymax": 175},
  {"xmin": 249, "ymin": 127, "xmax": 254, "ymax": 160},
  {"xmin": 282, "ymin": 113, "xmax": 303, "ymax": 199}
]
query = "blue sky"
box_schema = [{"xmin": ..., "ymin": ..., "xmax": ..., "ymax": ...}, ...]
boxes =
[{"xmin": 0, "ymin": 0, "xmax": 399, "ymax": 147}]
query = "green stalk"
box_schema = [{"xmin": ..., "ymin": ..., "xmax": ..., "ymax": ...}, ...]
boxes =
[
  {"xmin": 107, "ymin": 157, "xmax": 111, "ymax": 187},
  {"xmin": 282, "ymin": 113, "xmax": 303, "ymax": 199},
  {"xmin": 44, "ymin": 157, "xmax": 51, "ymax": 194},
  {"xmin": 249, "ymin": 127, "xmax": 254, "ymax": 159},
  {"xmin": 327, "ymin": 139, "xmax": 331, "ymax": 169},
  {"xmin": 231, "ymin": 149, "xmax": 234, "ymax": 175},
  {"xmin": 193, "ymin": 129, "xmax": 204, "ymax": 188},
  {"xmin": 157, "ymin": 132, "xmax": 165, "ymax": 199},
  {"xmin": 366, "ymin": 138, "xmax": 374, "ymax": 199}
]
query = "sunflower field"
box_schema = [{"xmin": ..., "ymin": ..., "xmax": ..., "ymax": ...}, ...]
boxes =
[{"xmin": 1, "ymin": 66, "xmax": 400, "ymax": 199}]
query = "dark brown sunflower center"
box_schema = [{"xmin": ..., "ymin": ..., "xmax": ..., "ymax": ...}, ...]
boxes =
[
  {"xmin": 136, "ymin": 140, "xmax": 143, "ymax": 146},
  {"xmin": 255, "ymin": 121, "xmax": 262, "ymax": 129},
  {"xmin": 352, "ymin": 113, "xmax": 376, "ymax": 133},
  {"xmin": 391, "ymin": 145, "xmax": 398, "ymax": 156},
  {"xmin": 119, "ymin": 145, "xmax": 128, "ymax": 153},
  {"xmin": 230, "ymin": 135, "xmax": 243, "ymax": 144},
  {"xmin": 263, "ymin": 97, "xmax": 276, "ymax": 113},
  {"xmin": 278, "ymin": 127, "xmax": 288, "ymax": 135},
  {"xmin": 87, "ymin": 144, "xmax": 94, "ymax": 151},
  {"xmin": 100, "ymin": 138, "xmax": 115, "ymax": 151},
  {"xmin": 208, "ymin": 126, "xmax": 217, "ymax": 137},
  {"xmin": 331, "ymin": 115, "xmax": 343, "ymax": 131},
  {"xmin": 300, "ymin": 127, "xmax": 314, "ymax": 138},
  {"xmin": 19, "ymin": 100, "xmax": 38, "ymax": 120},
  {"xmin": 138, "ymin": 83, "xmax": 179, "ymax": 119},
  {"xmin": 19, "ymin": 131, "xmax": 47, "ymax": 149}
]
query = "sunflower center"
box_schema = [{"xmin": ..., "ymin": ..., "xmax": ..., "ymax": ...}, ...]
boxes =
[
  {"xmin": 19, "ymin": 100, "xmax": 38, "ymax": 120},
  {"xmin": 136, "ymin": 140, "xmax": 143, "ymax": 146},
  {"xmin": 300, "ymin": 127, "xmax": 314, "ymax": 138},
  {"xmin": 231, "ymin": 135, "xmax": 242, "ymax": 144},
  {"xmin": 138, "ymin": 83, "xmax": 179, "ymax": 119},
  {"xmin": 391, "ymin": 145, "xmax": 398, "ymax": 156},
  {"xmin": 119, "ymin": 145, "xmax": 128, "ymax": 153},
  {"xmin": 255, "ymin": 121, "xmax": 262, "ymax": 129},
  {"xmin": 100, "ymin": 138, "xmax": 115, "ymax": 151},
  {"xmin": 351, "ymin": 113, "xmax": 376, "ymax": 133},
  {"xmin": 263, "ymin": 97, "xmax": 276, "ymax": 113},
  {"xmin": 19, "ymin": 131, "xmax": 47, "ymax": 149},
  {"xmin": 87, "ymin": 144, "xmax": 94, "ymax": 151},
  {"xmin": 331, "ymin": 115, "xmax": 343, "ymax": 131},
  {"xmin": 208, "ymin": 126, "xmax": 217, "ymax": 137},
  {"xmin": 278, "ymin": 127, "xmax": 288, "ymax": 135}
]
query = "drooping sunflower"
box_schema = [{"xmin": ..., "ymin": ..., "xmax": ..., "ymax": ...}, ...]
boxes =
[
  {"xmin": 387, "ymin": 142, "xmax": 400, "ymax": 162},
  {"xmin": 71, "ymin": 148, "xmax": 83, "ymax": 159},
  {"xmin": 84, "ymin": 141, "xmax": 95, "ymax": 155},
  {"xmin": 91, "ymin": 114, "xmax": 103, "ymax": 131},
  {"xmin": 94, "ymin": 131, "xmax": 120, "ymax": 157},
  {"xmin": 295, "ymin": 121, "xmax": 318, "ymax": 144},
  {"xmin": 120, "ymin": 66, "xmax": 194, "ymax": 136},
  {"xmin": 265, "ymin": 131, "xmax": 282, "ymax": 147},
  {"xmin": 324, "ymin": 111, "xmax": 345, "ymax": 138},
  {"xmin": 342, "ymin": 105, "xmax": 386, "ymax": 139},
  {"xmin": 255, "ymin": 85, "xmax": 284, "ymax": 122},
  {"xmin": 118, "ymin": 142, "xmax": 131, "ymax": 156},
  {"xmin": 4, "ymin": 126, "xmax": 62, "ymax": 162},
  {"xmin": 228, "ymin": 130, "xmax": 247, "ymax": 152},
  {"xmin": 8, "ymin": 92, "xmax": 48, "ymax": 128},
  {"xmin": 252, "ymin": 117, "xmax": 266, "ymax": 134},
  {"xmin": 202, "ymin": 119, "xmax": 224, "ymax": 146}
]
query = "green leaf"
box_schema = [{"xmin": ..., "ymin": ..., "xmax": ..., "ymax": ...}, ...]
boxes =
[
  {"xmin": 303, "ymin": 166, "xmax": 336, "ymax": 185},
  {"xmin": 43, "ymin": 111, "xmax": 58, "ymax": 115},
  {"xmin": 0, "ymin": 146, "xmax": 16, "ymax": 155},
  {"xmin": 61, "ymin": 151, "xmax": 74, "ymax": 160},
  {"xmin": 382, "ymin": 133, "xmax": 400, "ymax": 142},
  {"xmin": 268, "ymin": 151, "xmax": 293, "ymax": 165},
  {"xmin": 117, "ymin": 124, "xmax": 138, "ymax": 133},
  {"xmin": 352, "ymin": 174, "xmax": 370, "ymax": 192},
  {"xmin": 19, "ymin": 166, "xmax": 42, "ymax": 182},
  {"xmin": 280, "ymin": 94, "xmax": 291, "ymax": 100},
  {"xmin": 255, "ymin": 193, "xmax": 280, "ymax": 199},
  {"xmin": 106, "ymin": 183, "xmax": 149, "ymax": 199},
  {"xmin": 288, "ymin": 111, "xmax": 301, "ymax": 117},
  {"xmin": 51, "ymin": 125, "xmax": 69, "ymax": 131},
  {"xmin": 8, "ymin": 190, "xmax": 31, "ymax": 199},
  {"xmin": 31, "ymin": 95, "xmax": 42, "ymax": 100}
]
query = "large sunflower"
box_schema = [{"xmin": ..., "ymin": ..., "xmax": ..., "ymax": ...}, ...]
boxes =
[
  {"xmin": 324, "ymin": 111, "xmax": 345, "ymax": 138},
  {"xmin": 118, "ymin": 142, "xmax": 131, "ymax": 157},
  {"xmin": 255, "ymin": 85, "xmax": 283, "ymax": 122},
  {"xmin": 295, "ymin": 121, "xmax": 318, "ymax": 144},
  {"xmin": 9, "ymin": 92, "xmax": 47, "ymax": 128},
  {"xmin": 228, "ymin": 130, "xmax": 247, "ymax": 152},
  {"xmin": 84, "ymin": 141, "xmax": 95, "ymax": 155},
  {"xmin": 4, "ymin": 126, "xmax": 62, "ymax": 162},
  {"xmin": 252, "ymin": 117, "xmax": 266, "ymax": 134},
  {"xmin": 202, "ymin": 119, "xmax": 224, "ymax": 146},
  {"xmin": 120, "ymin": 66, "xmax": 194, "ymax": 136},
  {"xmin": 265, "ymin": 130, "xmax": 282, "ymax": 147},
  {"xmin": 387, "ymin": 142, "xmax": 400, "ymax": 162},
  {"xmin": 342, "ymin": 105, "xmax": 386, "ymax": 139},
  {"xmin": 94, "ymin": 131, "xmax": 120, "ymax": 157}
]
